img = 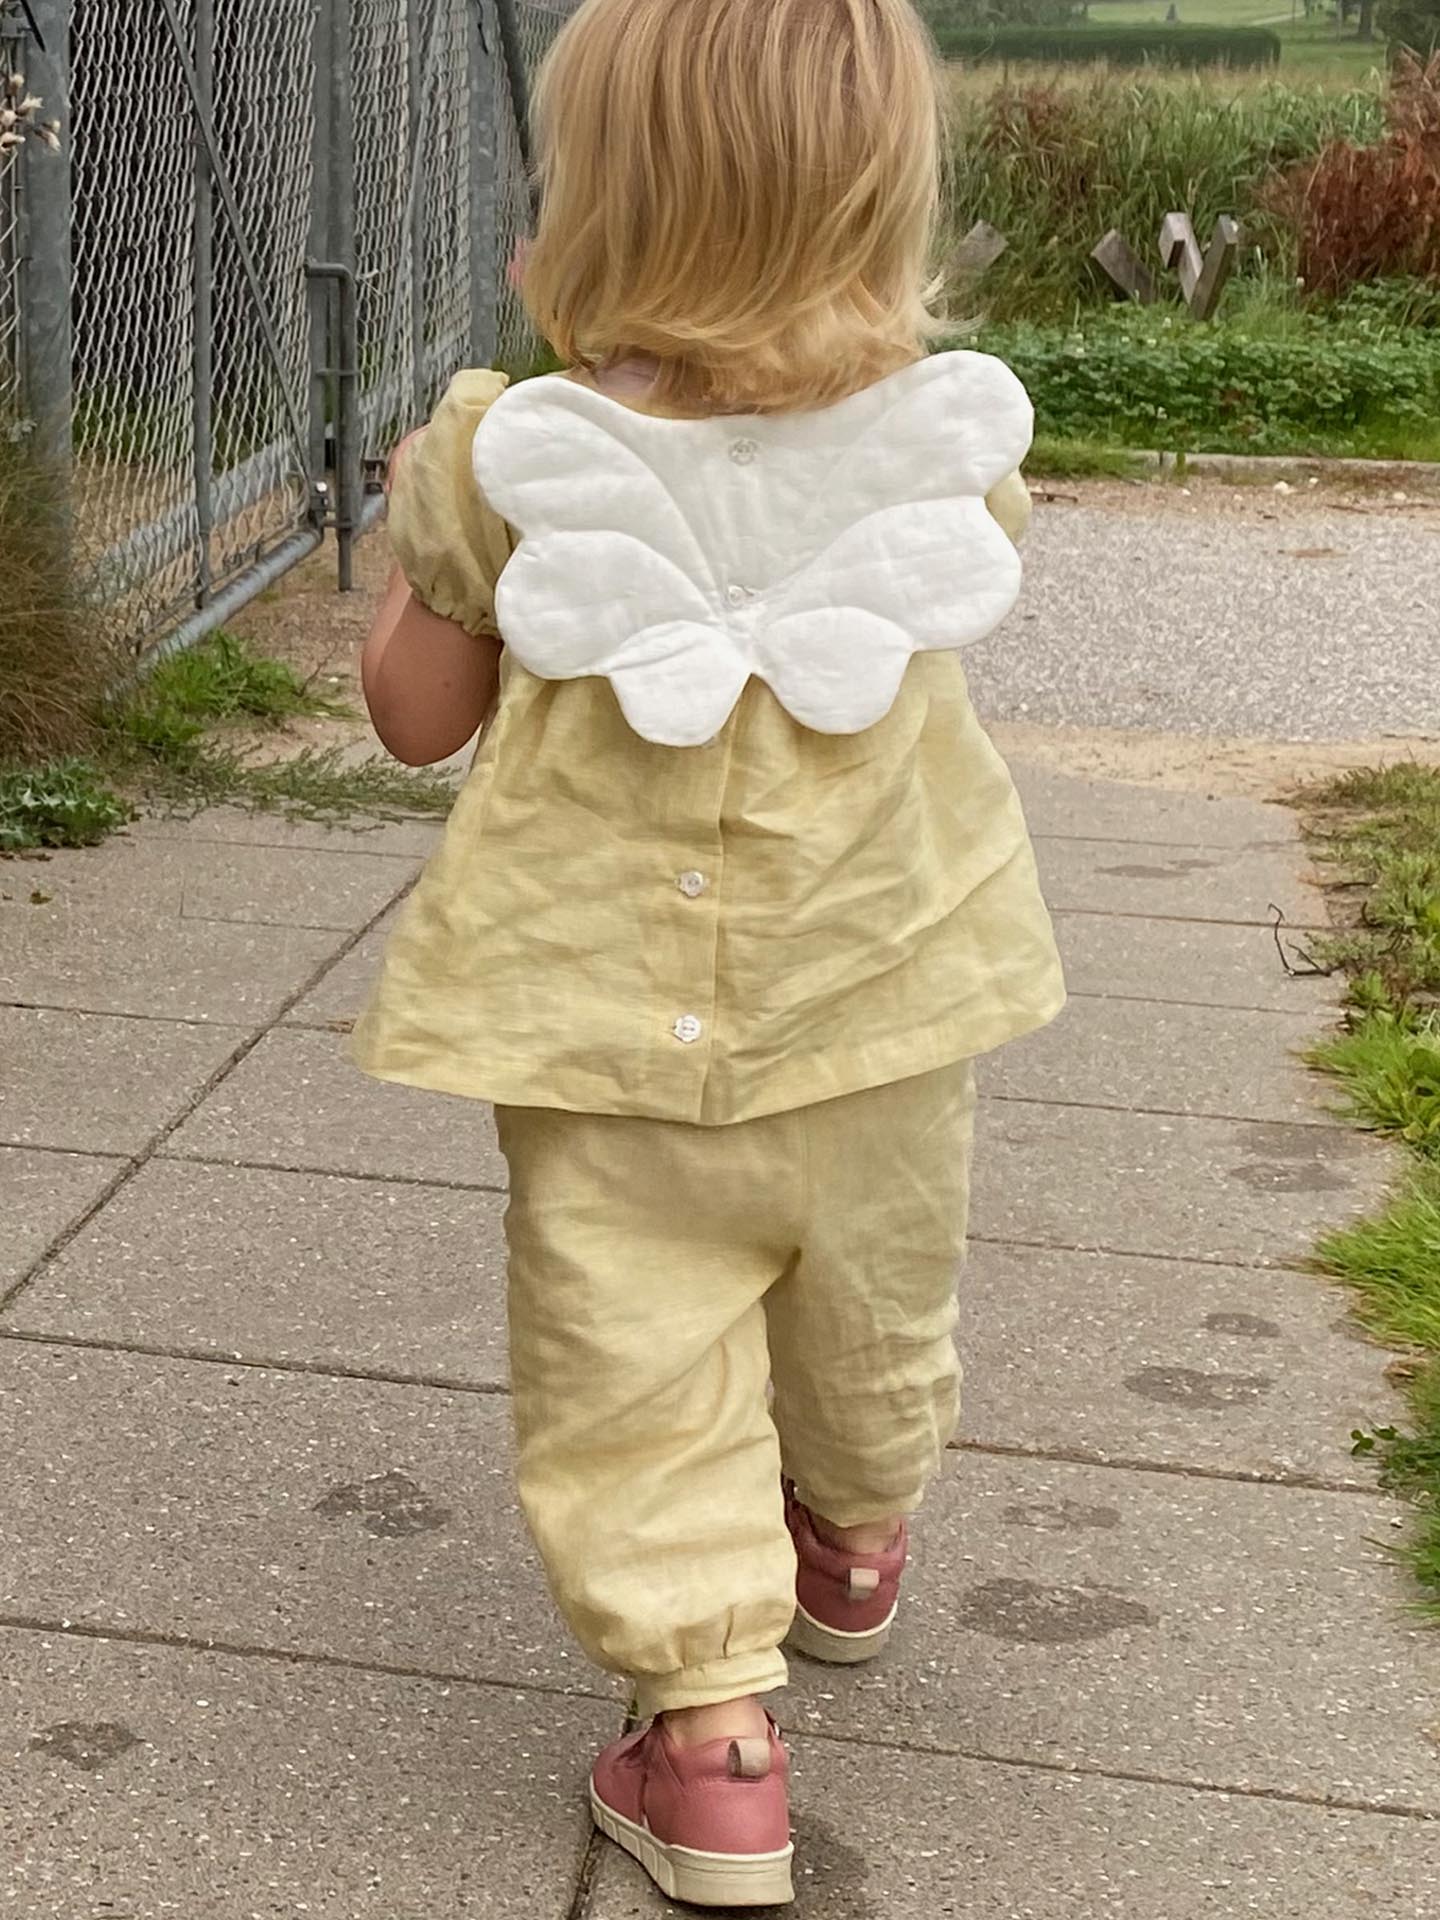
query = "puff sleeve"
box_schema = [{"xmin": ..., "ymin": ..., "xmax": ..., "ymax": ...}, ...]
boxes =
[
  {"xmin": 985, "ymin": 469, "xmax": 1032, "ymax": 545},
  {"xmin": 386, "ymin": 369, "xmax": 515, "ymax": 638}
]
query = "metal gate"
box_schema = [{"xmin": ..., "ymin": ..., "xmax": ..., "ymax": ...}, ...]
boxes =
[{"xmin": 2, "ymin": 0, "xmax": 572, "ymax": 657}]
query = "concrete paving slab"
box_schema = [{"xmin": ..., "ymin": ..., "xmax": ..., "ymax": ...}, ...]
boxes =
[
  {"xmin": 781, "ymin": 1451, "xmax": 1439, "ymax": 1811},
  {"xmin": 129, "ymin": 800, "xmax": 445, "ymax": 860},
  {"xmin": 0, "ymin": 1148, "xmax": 121, "ymax": 1294},
  {"xmin": 1012, "ymin": 760, "xmax": 1301, "ymax": 850},
  {"xmin": 9, "ymin": 1161, "xmax": 509, "ymax": 1386},
  {"xmin": 587, "ymin": 1735, "xmax": 1440, "ymax": 1919},
  {"xmin": 959, "ymin": 1241, "xmax": 1397, "ymax": 1488},
  {"xmin": 0, "ymin": 897, "xmax": 341, "ymax": 1023},
  {"xmin": 0, "ymin": 1343, "xmax": 587, "ymax": 1697},
  {"xmin": 972, "ymin": 1098, "xmax": 1388, "ymax": 1269},
  {"xmin": 1053, "ymin": 909, "xmax": 1337, "ymax": 1015},
  {"xmin": 285, "ymin": 910, "xmax": 396, "ymax": 1028},
  {"xmin": 0, "ymin": 1006, "xmax": 246, "ymax": 1155},
  {"xmin": 987, "ymin": 996, "xmax": 1325, "ymax": 1125},
  {"xmin": 26, "ymin": 834, "xmax": 417, "ymax": 933},
  {"xmin": 1034, "ymin": 836, "xmax": 1326, "ymax": 926},
  {"xmin": 164, "ymin": 1027, "xmax": 506, "ymax": 1188},
  {"xmin": 3, "ymin": 1627, "xmax": 612, "ymax": 1920}
]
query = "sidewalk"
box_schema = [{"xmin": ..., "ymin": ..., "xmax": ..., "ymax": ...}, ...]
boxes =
[{"xmin": 2, "ymin": 763, "xmax": 1437, "ymax": 1916}]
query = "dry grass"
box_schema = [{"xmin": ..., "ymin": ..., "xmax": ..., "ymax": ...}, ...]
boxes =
[
  {"xmin": 1260, "ymin": 54, "xmax": 1440, "ymax": 295},
  {"xmin": 942, "ymin": 64, "xmax": 1386, "ymax": 317},
  {"xmin": 0, "ymin": 438, "xmax": 119, "ymax": 763}
]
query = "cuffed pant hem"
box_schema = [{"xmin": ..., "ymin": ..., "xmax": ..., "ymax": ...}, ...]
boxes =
[
  {"xmin": 631, "ymin": 1646, "xmax": 790, "ymax": 1718},
  {"xmin": 791, "ymin": 1480, "xmax": 933, "ymax": 1531}
]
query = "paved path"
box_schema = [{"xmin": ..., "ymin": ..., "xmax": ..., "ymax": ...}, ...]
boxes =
[
  {"xmin": 965, "ymin": 494, "xmax": 1440, "ymax": 739},
  {"xmin": 2, "ymin": 766, "xmax": 1437, "ymax": 1916}
]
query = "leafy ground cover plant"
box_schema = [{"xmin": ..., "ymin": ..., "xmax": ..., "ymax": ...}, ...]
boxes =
[{"xmin": 972, "ymin": 302, "xmax": 1440, "ymax": 457}]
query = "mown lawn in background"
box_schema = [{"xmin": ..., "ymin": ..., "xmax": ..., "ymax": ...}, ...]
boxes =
[
  {"xmin": 1087, "ymin": 0, "xmax": 1294, "ymax": 24},
  {"xmin": 1299, "ymin": 764, "xmax": 1440, "ymax": 1608},
  {"xmin": 1078, "ymin": 0, "xmax": 1388, "ymax": 75}
]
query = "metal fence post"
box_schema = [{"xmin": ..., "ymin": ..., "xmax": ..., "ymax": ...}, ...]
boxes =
[
  {"xmin": 16, "ymin": 0, "xmax": 72, "ymax": 473},
  {"xmin": 308, "ymin": 0, "xmax": 361, "ymax": 589},
  {"xmin": 192, "ymin": 0, "xmax": 215, "ymax": 605},
  {"xmin": 308, "ymin": 0, "xmax": 336, "ymax": 483},
  {"xmin": 467, "ymin": 0, "xmax": 497, "ymax": 366},
  {"xmin": 406, "ymin": 0, "xmax": 426, "ymax": 414}
]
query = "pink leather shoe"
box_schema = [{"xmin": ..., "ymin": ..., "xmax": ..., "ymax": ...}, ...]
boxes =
[
  {"xmin": 784, "ymin": 1482, "xmax": 907, "ymax": 1665},
  {"xmin": 590, "ymin": 1716, "xmax": 794, "ymax": 1908}
]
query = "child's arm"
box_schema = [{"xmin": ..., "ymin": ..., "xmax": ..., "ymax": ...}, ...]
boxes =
[
  {"xmin": 361, "ymin": 566, "xmax": 501, "ymax": 766},
  {"xmin": 361, "ymin": 371, "xmax": 514, "ymax": 766},
  {"xmin": 986, "ymin": 470, "xmax": 1032, "ymax": 545}
]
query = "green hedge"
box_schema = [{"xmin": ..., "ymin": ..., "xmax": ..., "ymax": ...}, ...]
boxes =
[
  {"xmin": 968, "ymin": 308, "xmax": 1440, "ymax": 455},
  {"xmin": 934, "ymin": 24, "xmax": 1283, "ymax": 68}
]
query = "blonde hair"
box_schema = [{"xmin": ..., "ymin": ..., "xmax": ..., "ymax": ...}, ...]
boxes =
[{"xmin": 521, "ymin": 0, "xmax": 944, "ymax": 415}]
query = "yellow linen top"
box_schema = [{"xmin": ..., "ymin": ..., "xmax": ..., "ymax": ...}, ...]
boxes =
[{"xmin": 351, "ymin": 370, "xmax": 1065, "ymax": 1125}]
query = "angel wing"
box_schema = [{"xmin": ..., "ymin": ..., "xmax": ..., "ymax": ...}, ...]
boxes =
[{"xmin": 472, "ymin": 352, "xmax": 1032, "ymax": 748}]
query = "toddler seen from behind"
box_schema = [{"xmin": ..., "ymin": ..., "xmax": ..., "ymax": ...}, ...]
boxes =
[{"xmin": 355, "ymin": 0, "xmax": 1064, "ymax": 1902}]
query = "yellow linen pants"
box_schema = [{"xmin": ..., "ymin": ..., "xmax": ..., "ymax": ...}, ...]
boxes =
[{"xmin": 495, "ymin": 1063, "xmax": 976, "ymax": 1717}]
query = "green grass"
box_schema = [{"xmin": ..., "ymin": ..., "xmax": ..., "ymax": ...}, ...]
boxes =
[
  {"xmin": 1046, "ymin": 0, "xmax": 1389, "ymax": 75},
  {"xmin": 1306, "ymin": 763, "xmax": 1440, "ymax": 998},
  {"xmin": 0, "ymin": 630, "xmax": 456, "ymax": 852},
  {"xmin": 1319, "ymin": 1167, "xmax": 1440, "ymax": 1347},
  {"xmin": 1026, "ymin": 434, "xmax": 1150, "ymax": 476},
  {"xmin": 967, "ymin": 304, "xmax": 1440, "ymax": 460},
  {"xmin": 1309, "ymin": 1012, "xmax": 1440, "ymax": 1155},
  {"xmin": 1087, "ymin": 0, "xmax": 1298, "ymax": 25},
  {"xmin": 1301, "ymin": 763, "xmax": 1440, "ymax": 1610}
]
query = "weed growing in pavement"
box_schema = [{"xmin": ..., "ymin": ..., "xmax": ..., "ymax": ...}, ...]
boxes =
[
  {"xmin": 1, "ymin": 630, "xmax": 456, "ymax": 853},
  {"xmin": 0, "ymin": 759, "xmax": 132, "ymax": 851}
]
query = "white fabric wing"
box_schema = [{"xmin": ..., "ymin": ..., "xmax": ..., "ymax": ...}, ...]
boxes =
[{"xmin": 472, "ymin": 351, "xmax": 1032, "ymax": 748}]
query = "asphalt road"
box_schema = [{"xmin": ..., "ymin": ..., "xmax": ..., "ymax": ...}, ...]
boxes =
[{"xmin": 965, "ymin": 488, "xmax": 1440, "ymax": 740}]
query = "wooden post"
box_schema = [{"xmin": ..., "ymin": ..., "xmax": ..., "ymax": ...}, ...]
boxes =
[
  {"xmin": 1089, "ymin": 229, "xmax": 1158, "ymax": 305},
  {"xmin": 1190, "ymin": 216, "xmax": 1242, "ymax": 321},
  {"xmin": 952, "ymin": 220, "xmax": 1008, "ymax": 281},
  {"xmin": 1159, "ymin": 213, "xmax": 1241, "ymax": 320}
]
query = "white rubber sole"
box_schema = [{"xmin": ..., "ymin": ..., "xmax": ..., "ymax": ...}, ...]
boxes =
[
  {"xmin": 785, "ymin": 1599, "xmax": 897, "ymax": 1665},
  {"xmin": 590, "ymin": 1785, "xmax": 795, "ymax": 1908}
]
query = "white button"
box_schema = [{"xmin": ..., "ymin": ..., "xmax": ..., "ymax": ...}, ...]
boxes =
[
  {"xmin": 677, "ymin": 870, "xmax": 708, "ymax": 898},
  {"xmin": 725, "ymin": 583, "xmax": 752, "ymax": 607},
  {"xmin": 672, "ymin": 1014, "xmax": 704, "ymax": 1045},
  {"xmin": 729, "ymin": 437, "xmax": 759, "ymax": 465}
]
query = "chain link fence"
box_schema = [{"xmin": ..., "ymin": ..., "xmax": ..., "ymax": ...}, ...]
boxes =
[{"xmin": 2, "ymin": 0, "xmax": 573, "ymax": 657}]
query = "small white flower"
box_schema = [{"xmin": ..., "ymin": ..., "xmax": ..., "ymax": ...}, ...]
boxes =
[
  {"xmin": 0, "ymin": 130, "xmax": 24, "ymax": 152},
  {"xmin": 19, "ymin": 94, "xmax": 42, "ymax": 116}
]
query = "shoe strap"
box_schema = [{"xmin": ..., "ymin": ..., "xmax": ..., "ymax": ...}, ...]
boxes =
[{"xmin": 727, "ymin": 1737, "xmax": 773, "ymax": 1780}]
